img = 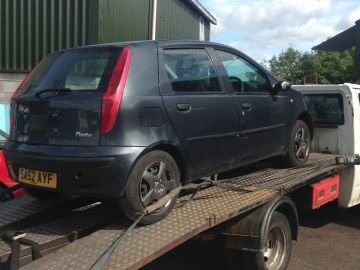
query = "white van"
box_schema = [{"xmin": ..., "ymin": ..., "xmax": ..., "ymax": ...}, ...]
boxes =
[{"xmin": 293, "ymin": 83, "xmax": 360, "ymax": 208}]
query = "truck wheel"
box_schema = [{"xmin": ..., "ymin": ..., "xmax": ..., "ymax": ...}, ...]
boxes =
[
  {"xmin": 284, "ymin": 120, "xmax": 310, "ymax": 167},
  {"xmin": 119, "ymin": 150, "xmax": 180, "ymax": 225},
  {"xmin": 226, "ymin": 212, "xmax": 292, "ymax": 270}
]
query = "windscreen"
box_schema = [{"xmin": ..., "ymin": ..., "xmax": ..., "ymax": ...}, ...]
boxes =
[{"xmin": 19, "ymin": 46, "xmax": 122, "ymax": 96}]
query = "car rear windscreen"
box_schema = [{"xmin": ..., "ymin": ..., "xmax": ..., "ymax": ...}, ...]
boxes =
[
  {"xmin": 306, "ymin": 94, "xmax": 344, "ymax": 126},
  {"xmin": 19, "ymin": 46, "xmax": 123, "ymax": 96}
]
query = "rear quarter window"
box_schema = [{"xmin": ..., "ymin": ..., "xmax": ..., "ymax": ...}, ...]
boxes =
[{"xmin": 306, "ymin": 94, "xmax": 344, "ymax": 126}]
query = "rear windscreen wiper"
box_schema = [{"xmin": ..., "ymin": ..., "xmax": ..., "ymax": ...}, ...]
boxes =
[{"xmin": 35, "ymin": 88, "xmax": 72, "ymax": 98}]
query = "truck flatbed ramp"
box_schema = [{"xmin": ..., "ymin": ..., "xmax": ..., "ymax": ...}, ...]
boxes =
[{"xmin": 0, "ymin": 154, "xmax": 344, "ymax": 270}]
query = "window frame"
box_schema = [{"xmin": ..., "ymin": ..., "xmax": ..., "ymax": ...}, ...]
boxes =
[
  {"xmin": 158, "ymin": 46, "xmax": 226, "ymax": 96},
  {"xmin": 305, "ymin": 93, "xmax": 345, "ymax": 128},
  {"xmin": 213, "ymin": 49, "xmax": 273, "ymax": 94}
]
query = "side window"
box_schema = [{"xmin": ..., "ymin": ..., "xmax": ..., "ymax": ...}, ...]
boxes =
[
  {"xmin": 163, "ymin": 49, "xmax": 222, "ymax": 93},
  {"xmin": 306, "ymin": 94, "xmax": 344, "ymax": 126},
  {"xmin": 216, "ymin": 50, "xmax": 270, "ymax": 93}
]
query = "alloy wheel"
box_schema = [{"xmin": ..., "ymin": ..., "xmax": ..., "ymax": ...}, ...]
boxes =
[
  {"xmin": 294, "ymin": 127, "xmax": 309, "ymax": 162},
  {"xmin": 140, "ymin": 161, "xmax": 176, "ymax": 210}
]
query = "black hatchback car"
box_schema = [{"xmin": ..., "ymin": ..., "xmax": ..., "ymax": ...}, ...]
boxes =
[{"xmin": 4, "ymin": 41, "xmax": 314, "ymax": 224}]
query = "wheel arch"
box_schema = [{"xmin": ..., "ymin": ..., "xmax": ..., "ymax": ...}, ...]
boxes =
[
  {"xmin": 142, "ymin": 142, "xmax": 189, "ymax": 184},
  {"xmin": 261, "ymin": 196, "xmax": 299, "ymax": 242},
  {"xmin": 297, "ymin": 112, "xmax": 314, "ymax": 139},
  {"xmin": 224, "ymin": 196, "xmax": 299, "ymax": 252}
]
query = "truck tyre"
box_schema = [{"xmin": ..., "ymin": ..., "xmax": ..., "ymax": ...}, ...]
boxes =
[
  {"xmin": 119, "ymin": 150, "xmax": 180, "ymax": 225},
  {"xmin": 284, "ymin": 120, "xmax": 310, "ymax": 167},
  {"xmin": 226, "ymin": 212, "xmax": 292, "ymax": 270}
]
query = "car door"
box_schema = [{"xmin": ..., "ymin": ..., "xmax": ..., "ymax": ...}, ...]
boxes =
[
  {"xmin": 159, "ymin": 46, "xmax": 239, "ymax": 178},
  {"xmin": 214, "ymin": 49, "xmax": 290, "ymax": 162}
]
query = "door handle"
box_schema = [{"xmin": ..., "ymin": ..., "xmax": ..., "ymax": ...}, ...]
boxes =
[
  {"xmin": 177, "ymin": 103, "xmax": 191, "ymax": 112},
  {"xmin": 242, "ymin": 103, "xmax": 252, "ymax": 111}
]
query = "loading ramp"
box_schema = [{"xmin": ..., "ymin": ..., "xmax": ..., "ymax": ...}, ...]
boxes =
[{"xmin": 0, "ymin": 153, "xmax": 344, "ymax": 270}]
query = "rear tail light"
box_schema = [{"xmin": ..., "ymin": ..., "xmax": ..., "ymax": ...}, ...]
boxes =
[
  {"xmin": 101, "ymin": 47, "xmax": 132, "ymax": 134},
  {"xmin": 11, "ymin": 60, "xmax": 43, "ymax": 100}
]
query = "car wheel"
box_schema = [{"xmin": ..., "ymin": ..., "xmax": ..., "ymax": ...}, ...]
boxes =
[
  {"xmin": 225, "ymin": 212, "xmax": 292, "ymax": 270},
  {"xmin": 119, "ymin": 150, "xmax": 181, "ymax": 225},
  {"xmin": 284, "ymin": 120, "xmax": 310, "ymax": 167},
  {"xmin": 23, "ymin": 186, "xmax": 59, "ymax": 199}
]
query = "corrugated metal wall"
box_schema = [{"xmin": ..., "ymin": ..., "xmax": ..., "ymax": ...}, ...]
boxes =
[
  {"xmin": 156, "ymin": 0, "xmax": 201, "ymax": 40},
  {"xmin": 0, "ymin": 0, "xmax": 90, "ymax": 72},
  {"xmin": 0, "ymin": 0, "xmax": 212, "ymax": 73},
  {"xmin": 98, "ymin": 0, "xmax": 150, "ymax": 43}
]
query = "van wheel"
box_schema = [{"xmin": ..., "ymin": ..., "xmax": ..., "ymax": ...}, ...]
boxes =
[
  {"xmin": 284, "ymin": 120, "xmax": 310, "ymax": 167},
  {"xmin": 23, "ymin": 187, "xmax": 59, "ymax": 199},
  {"xmin": 225, "ymin": 212, "xmax": 292, "ymax": 270},
  {"xmin": 119, "ymin": 150, "xmax": 180, "ymax": 225}
]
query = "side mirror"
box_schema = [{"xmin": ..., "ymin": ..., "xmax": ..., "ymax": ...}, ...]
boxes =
[{"xmin": 272, "ymin": 81, "xmax": 291, "ymax": 92}]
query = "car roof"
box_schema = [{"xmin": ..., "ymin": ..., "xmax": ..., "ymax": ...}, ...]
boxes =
[{"xmin": 73, "ymin": 40, "xmax": 233, "ymax": 51}]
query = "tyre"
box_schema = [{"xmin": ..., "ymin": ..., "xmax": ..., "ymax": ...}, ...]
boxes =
[
  {"xmin": 284, "ymin": 120, "xmax": 310, "ymax": 167},
  {"xmin": 225, "ymin": 212, "xmax": 292, "ymax": 270},
  {"xmin": 23, "ymin": 186, "xmax": 59, "ymax": 199},
  {"xmin": 119, "ymin": 150, "xmax": 181, "ymax": 225}
]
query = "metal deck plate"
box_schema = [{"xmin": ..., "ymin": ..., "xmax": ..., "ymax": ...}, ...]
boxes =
[
  {"xmin": 0, "ymin": 196, "xmax": 69, "ymax": 230},
  {"xmin": 21, "ymin": 153, "xmax": 343, "ymax": 270},
  {"xmin": 0, "ymin": 201, "xmax": 117, "ymax": 266}
]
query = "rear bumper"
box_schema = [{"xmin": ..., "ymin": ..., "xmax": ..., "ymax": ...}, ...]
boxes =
[{"xmin": 4, "ymin": 142, "xmax": 145, "ymax": 197}]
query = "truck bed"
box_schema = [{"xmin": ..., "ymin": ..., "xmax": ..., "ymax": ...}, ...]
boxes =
[{"xmin": 0, "ymin": 153, "xmax": 344, "ymax": 270}]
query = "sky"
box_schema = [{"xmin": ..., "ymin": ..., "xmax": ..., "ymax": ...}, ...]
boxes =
[{"xmin": 201, "ymin": 0, "xmax": 360, "ymax": 61}]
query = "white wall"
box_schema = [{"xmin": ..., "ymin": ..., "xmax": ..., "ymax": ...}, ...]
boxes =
[{"xmin": 0, "ymin": 73, "xmax": 26, "ymax": 104}]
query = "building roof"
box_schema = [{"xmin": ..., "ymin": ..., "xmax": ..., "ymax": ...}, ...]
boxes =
[
  {"xmin": 313, "ymin": 19, "xmax": 359, "ymax": 51},
  {"xmin": 186, "ymin": 0, "xmax": 217, "ymax": 25}
]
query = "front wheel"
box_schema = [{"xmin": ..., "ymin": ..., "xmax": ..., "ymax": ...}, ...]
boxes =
[
  {"xmin": 284, "ymin": 120, "xmax": 311, "ymax": 167},
  {"xmin": 119, "ymin": 150, "xmax": 181, "ymax": 225}
]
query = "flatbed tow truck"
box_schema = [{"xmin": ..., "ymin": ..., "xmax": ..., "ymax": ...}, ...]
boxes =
[{"xmin": 0, "ymin": 152, "xmax": 356, "ymax": 270}]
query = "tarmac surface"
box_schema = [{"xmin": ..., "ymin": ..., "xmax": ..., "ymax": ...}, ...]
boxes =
[{"xmin": 145, "ymin": 202, "xmax": 360, "ymax": 270}]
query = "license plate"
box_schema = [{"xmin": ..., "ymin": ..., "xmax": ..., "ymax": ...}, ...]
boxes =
[{"xmin": 18, "ymin": 168, "xmax": 57, "ymax": 189}]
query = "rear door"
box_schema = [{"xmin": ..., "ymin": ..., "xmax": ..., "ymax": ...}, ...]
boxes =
[
  {"xmin": 10, "ymin": 47, "xmax": 122, "ymax": 146},
  {"xmin": 159, "ymin": 46, "xmax": 239, "ymax": 176},
  {"xmin": 214, "ymin": 49, "xmax": 289, "ymax": 161}
]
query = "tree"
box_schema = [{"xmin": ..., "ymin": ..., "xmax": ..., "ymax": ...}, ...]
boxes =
[
  {"xmin": 267, "ymin": 48, "xmax": 304, "ymax": 84},
  {"xmin": 264, "ymin": 47, "xmax": 355, "ymax": 84}
]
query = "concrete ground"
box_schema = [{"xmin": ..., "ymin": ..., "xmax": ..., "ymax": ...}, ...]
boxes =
[{"xmin": 145, "ymin": 202, "xmax": 360, "ymax": 270}]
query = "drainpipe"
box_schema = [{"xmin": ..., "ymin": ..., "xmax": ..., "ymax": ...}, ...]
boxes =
[
  {"xmin": 151, "ymin": 0, "xmax": 158, "ymax": 40},
  {"xmin": 355, "ymin": 19, "xmax": 360, "ymax": 83}
]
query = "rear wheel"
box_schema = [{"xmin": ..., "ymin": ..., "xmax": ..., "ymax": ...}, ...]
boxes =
[
  {"xmin": 284, "ymin": 120, "xmax": 310, "ymax": 167},
  {"xmin": 226, "ymin": 212, "xmax": 292, "ymax": 270},
  {"xmin": 119, "ymin": 150, "xmax": 180, "ymax": 225}
]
